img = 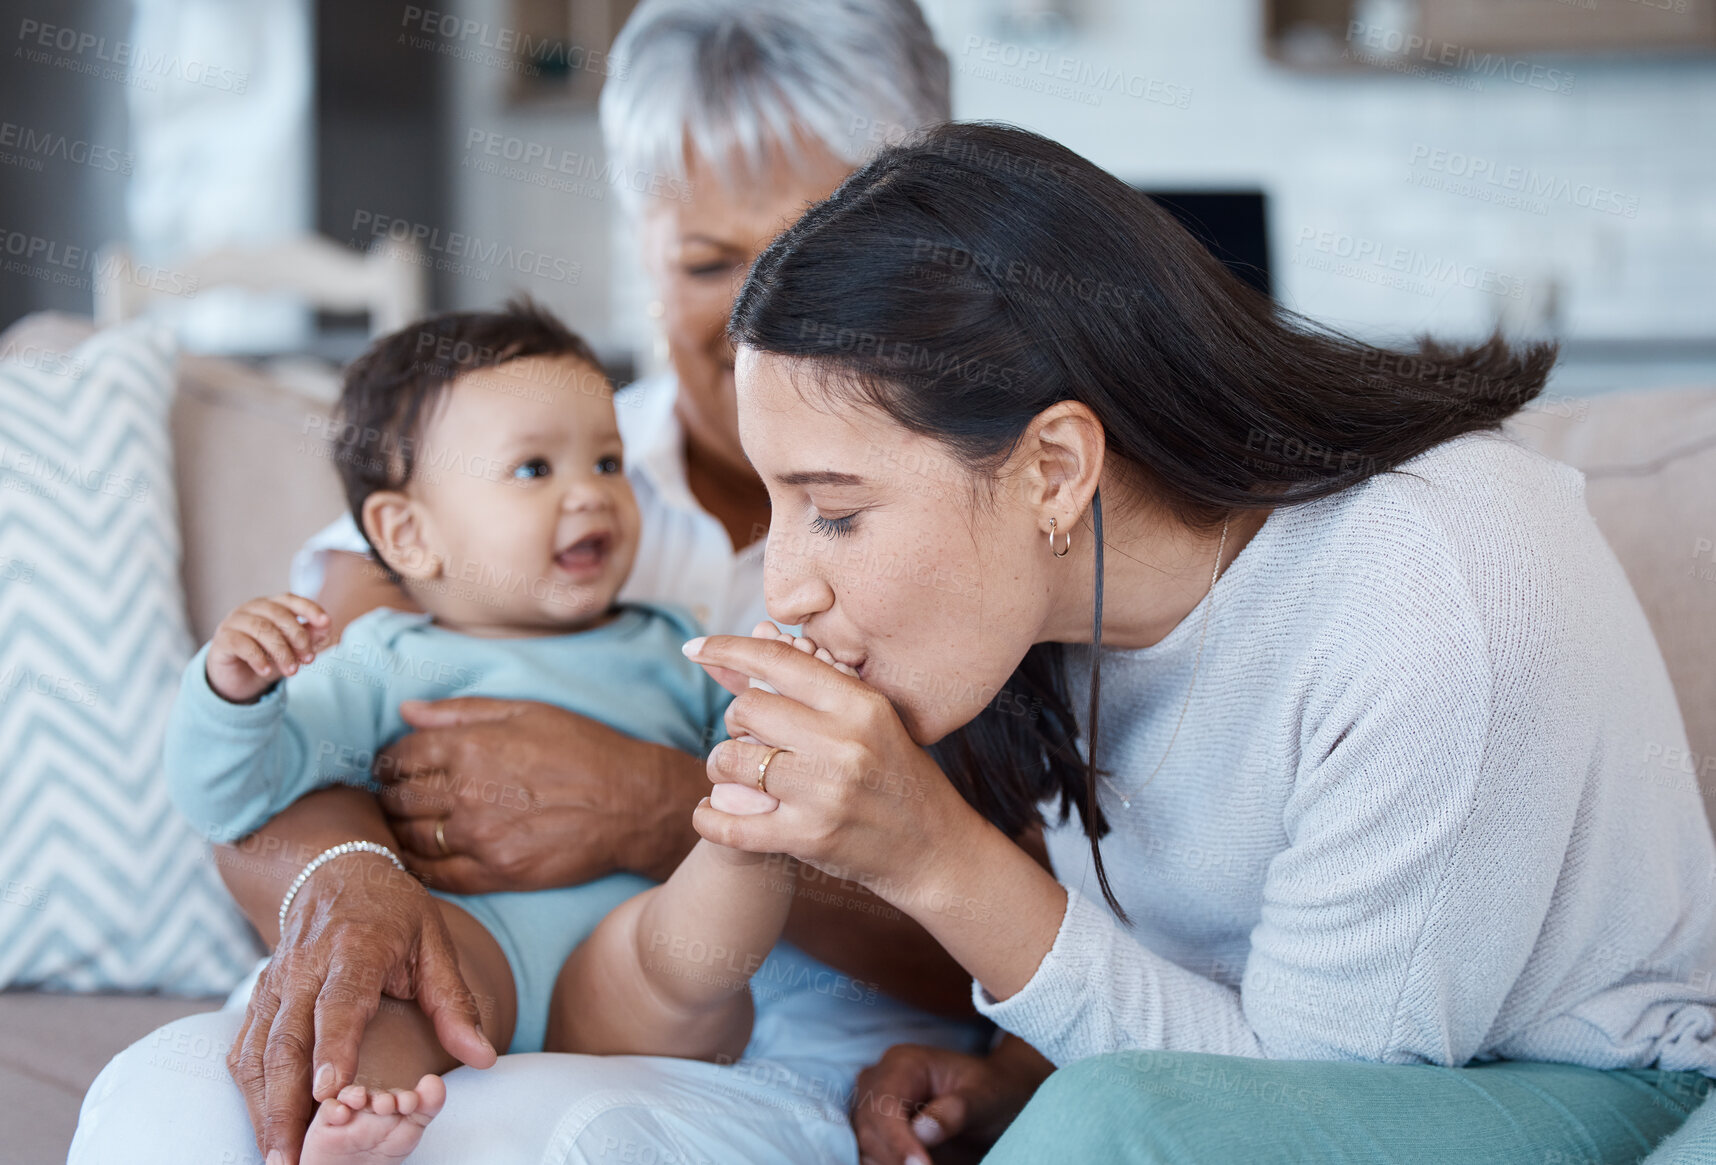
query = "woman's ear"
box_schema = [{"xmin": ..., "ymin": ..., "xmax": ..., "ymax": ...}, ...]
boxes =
[
  {"xmin": 361, "ymin": 490, "xmax": 440, "ymax": 582},
  {"xmin": 1018, "ymin": 401, "xmax": 1107, "ymax": 532}
]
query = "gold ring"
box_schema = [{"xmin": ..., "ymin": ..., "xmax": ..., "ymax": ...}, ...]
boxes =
[
  {"xmin": 434, "ymin": 816, "xmax": 450, "ymax": 857},
  {"xmin": 757, "ymin": 747, "xmax": 785, "ymax": 795}
]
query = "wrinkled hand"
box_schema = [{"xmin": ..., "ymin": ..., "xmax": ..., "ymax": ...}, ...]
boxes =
[
  {"xmin": 851, "ymin": 1039, "xmax": 1052, "ymax": 1165},
  {"xmin": 228, "ymin": 851, "xmax": 494, "ymax": 1165},
  {"xmin": 375, "ymin": 698, "xmax": 698, "ymax": 893},
  {"xmin": 206, "ymin": 593, "xmax": 332, "ymax": 703}
]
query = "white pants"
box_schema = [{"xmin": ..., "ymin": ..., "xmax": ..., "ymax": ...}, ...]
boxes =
[{"xmin": 70, "ymin": 946, "xmax": 984, "ymax": 1165}]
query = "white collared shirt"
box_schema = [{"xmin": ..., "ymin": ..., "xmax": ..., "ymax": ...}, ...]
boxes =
[{"xmin": 288, "ymin": 373, "xmax": 771, "ymax": 637}]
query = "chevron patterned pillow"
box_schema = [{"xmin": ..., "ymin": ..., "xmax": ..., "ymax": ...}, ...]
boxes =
[{"xmin": 0, "ymin": 320, "xmax": 262, "ymax": 993}]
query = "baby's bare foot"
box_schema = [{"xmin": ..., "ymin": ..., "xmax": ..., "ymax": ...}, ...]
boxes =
[
  {"xmin": 749, "ymin": 622, "xmax": 859, "ymax": 678},
  {"xmin": 301, "ymin": 1075, "xmax": 446, "ymax": 1165}
]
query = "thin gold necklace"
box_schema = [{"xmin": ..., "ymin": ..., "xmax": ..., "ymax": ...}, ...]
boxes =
[{"xmin": 1118, "ymin": 515, "xmax": 1230, "ymax": 810}]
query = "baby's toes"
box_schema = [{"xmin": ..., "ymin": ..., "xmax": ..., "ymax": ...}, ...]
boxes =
[
  {"xmin": 316, "ymin": 1097, "xmax": 359, "ymax": 1128},
  {"xmin": 810, "ymin": 645, "xmax": 858, "ymax": 677},
  {"xmin": 367, "ymin": 1088, "xmax": 399, "ymax": 1117},
  {"xmin": 750, "ymin": 620, "xmax": 783, "ymax": 641},
  {"xmin": 791, "ymin": 635, "xmax": 817, "ymax": 655},
  {"xmin": 336, "ymin": 1084, "xmax": 368, "ymax": 1110},
  {"xmin": 412, "ymin": 1074, "xmax": 448, "ymax": 1120}
]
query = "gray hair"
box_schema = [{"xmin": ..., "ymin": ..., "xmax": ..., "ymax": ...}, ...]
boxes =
[{"xmin": 600, "ymin": 0, "xmax": 950, "ymax": 206}]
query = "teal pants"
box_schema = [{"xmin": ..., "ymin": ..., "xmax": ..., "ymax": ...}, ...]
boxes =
[{"xmin": 984, "ymin": 1051, "xmax": 1714, "ymax": 1164}]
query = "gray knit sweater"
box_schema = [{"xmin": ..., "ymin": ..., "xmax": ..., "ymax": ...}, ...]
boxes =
[{"xmin": 976, "ymin": 433, "xmax": 1716, "ymax": 1074}]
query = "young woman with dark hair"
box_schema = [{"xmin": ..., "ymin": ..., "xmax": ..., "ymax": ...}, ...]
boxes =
[{"xmin": 685, "ymin": 122, "xmax": 1716, "ymax": 1163}]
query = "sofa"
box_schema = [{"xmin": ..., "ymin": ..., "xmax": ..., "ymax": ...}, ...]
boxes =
[
  {"xmin": 1, "ymin": 309, "xmax": 1712, "ymax": 1164},
  {"xmin": 0, "ymin": 311, "xmax": 346, "ymax": 1164}
]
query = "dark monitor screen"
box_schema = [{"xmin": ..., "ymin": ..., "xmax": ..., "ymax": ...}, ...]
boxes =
[{"xmin": 1137, "ymin": 189, "xmax": 1272, "ymax": 299}]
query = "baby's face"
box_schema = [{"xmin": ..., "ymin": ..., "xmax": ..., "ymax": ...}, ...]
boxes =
[{"xmin": 401, "ymin": 354, "xmax": 641, "ymax": 634}]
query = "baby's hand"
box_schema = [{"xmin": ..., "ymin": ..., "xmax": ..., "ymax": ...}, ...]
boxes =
[{"xmin": 206, "ymin": 593, "xmax": 332, "ymax": 703}]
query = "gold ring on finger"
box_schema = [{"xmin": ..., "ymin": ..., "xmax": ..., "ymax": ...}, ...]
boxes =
[
  {"xmin": 434, "ymin": 816, "xmax": 450, "ymax": 856},
  {"xmin": 757, "ymin": 747, "xmax": 786, "ymax": 795}
]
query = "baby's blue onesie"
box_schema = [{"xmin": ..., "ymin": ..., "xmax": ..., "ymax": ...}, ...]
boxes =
[{"xmin": 164, "ymin": 603, "xmax": 727, "ymax": 1052}]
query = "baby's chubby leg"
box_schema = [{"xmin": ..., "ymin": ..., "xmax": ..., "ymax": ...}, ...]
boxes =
[
  {"xmin": 538, "ymin": 621, "xmax": 863, "ymax": 1063},
  {"xmin": 544, "ymin": 839, "xmax": 796, "ymax": 1064},
  {"xmin": 301, "ymin": 900, "xmax": 516, "ymax": 1165},
  {"xmin": 545, "ymin": 622, "xmax": 814, "ymax": 1063}
]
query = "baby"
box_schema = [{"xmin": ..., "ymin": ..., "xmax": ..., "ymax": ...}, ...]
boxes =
[{"xmin": 164, "ymin": 300, "xmax": 794, "ymax": 1164}]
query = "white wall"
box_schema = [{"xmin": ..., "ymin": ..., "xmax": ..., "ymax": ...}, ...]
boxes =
[
  {"xmin": 923, "ymin": 0, "xmax": 1716, "ymax": 354},
  {"xmin": 435, "ymin": 0, "xmax": 1716, "ymax": 388},
  {"xmin": 436, "ymin": 0, "xmax": 614, "ymax": 343}
]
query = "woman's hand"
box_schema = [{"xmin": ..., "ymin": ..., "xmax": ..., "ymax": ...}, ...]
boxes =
[
  {"xmin": 227, "ymin": 851, "xmax": 495, "ymax": 1165},
  {"xmin": 374, "ymin": 697, "xmax": 708, "ymax": 889},
  {"xmin": 685, "ymin": 633, "xmax": 980, "ymax": 899},
  {"xmin": 852, "ymin": 1037, "xmax": 1055, "ymax": 1165},
  {"xmin": 685, "ymin": 634, "xmax": 1070, "ymax": 1003},
  {"xmin": 707, "ymin": 621, "xmax": 850, "ymax": 817}
]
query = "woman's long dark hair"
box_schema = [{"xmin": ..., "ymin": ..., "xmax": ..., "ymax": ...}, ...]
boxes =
[{"xmin": 730, "ymin": 122, "xmax": 1553, "ymax": 918}]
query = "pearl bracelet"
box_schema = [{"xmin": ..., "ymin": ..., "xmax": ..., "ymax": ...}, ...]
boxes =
[{"xmin": 276, "ymin": 841, "xmax": 407, "ymax": 935}]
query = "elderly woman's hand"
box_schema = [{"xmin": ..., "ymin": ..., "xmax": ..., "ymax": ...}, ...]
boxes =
[
  {"xmin": 228, "ymin": 850, "xmax": 495, "ymax": 1165},
  {"xmin": 851, "ymin": 1036, "xmax": 1055, "ymax": 1165},
  {"xmin": 374, "ymin": 697, "xmax": 708, "ymax": 890},
  {"xmin": 684, "ymin": 634, "xmax": 982, "ymax": 900}
]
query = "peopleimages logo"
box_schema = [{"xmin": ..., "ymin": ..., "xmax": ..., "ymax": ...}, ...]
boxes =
[
  {"xmin": 958, "ymin": 35, "xmax": 1192, "ymax": 110},
  {"xmin": 460, "ymin": 129, "xmax": 691, "ymax": 202},
  {"xmin": 0, "ymin": 229, "xmax": 198, "ymax": 297},
  {"xmin": 1409, "ymin": 145, "xmax": 1639, "ymax": 218},
  {"xmin": 0, "ymin": 665, "xmax": 101, "ymax": 707},
  {"xmin": 1292, "ymin": 227, "xmax": 1526, "ymax": 301},
  {"xmin": 0, "ymin": 442, "xmax": 152, "ymax": 502},
  {"xmin": 0, "ymin": 121, "xmax": 131, "ymax": 174},
  {"xmin": 349, "ymin": 210, "xmax": 580, "ymax": 285},
  {"xmin": 1345, "ymin": 20, "xmax": 1575, "ymax": 94},
  {"xmin": 397, "ymin": 6, "xmax": 626, "ymax": 81},
  {"xmin": 15, "ymin": 18, "xmax": 250, "ymax": 93}
]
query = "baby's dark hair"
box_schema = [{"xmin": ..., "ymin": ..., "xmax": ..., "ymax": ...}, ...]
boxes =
[{"xmin": 331, "ymin": 296, "xmax": 603, "ymax": 572}]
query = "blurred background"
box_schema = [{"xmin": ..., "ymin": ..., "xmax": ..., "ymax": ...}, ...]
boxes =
[{"xmin": 1, "ymin": 0, "xmax": 1712, "ymax": 394}]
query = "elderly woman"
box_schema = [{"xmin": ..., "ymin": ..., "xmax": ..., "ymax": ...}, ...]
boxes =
[{"xmin": 70, "ymin": 4, "xmax": 998, "ymax": 1164}]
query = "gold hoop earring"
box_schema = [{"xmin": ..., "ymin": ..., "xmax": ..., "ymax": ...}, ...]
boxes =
[{"xmin": 1049, "ymin": 517, "xmax": 1072, "ymax": 558}]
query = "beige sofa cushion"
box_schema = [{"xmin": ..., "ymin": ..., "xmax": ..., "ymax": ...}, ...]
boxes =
[
  {"xmin": 1508, "ymin": 388, "xmax": 1716, "ymax": 827},
  {"xmin": 170, "ymin": 355, "xmax": 346, "ymax": 642}
]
